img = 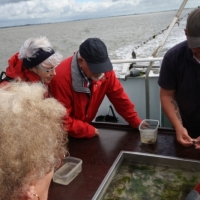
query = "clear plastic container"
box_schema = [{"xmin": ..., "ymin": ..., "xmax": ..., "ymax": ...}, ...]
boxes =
[
  {"xmin": 139, "ymin": 119, "xmax": 159, "ymax": 144},
  {"xmin": 53, "ymin": 156, "xmax": 82, "ymax": 185}
]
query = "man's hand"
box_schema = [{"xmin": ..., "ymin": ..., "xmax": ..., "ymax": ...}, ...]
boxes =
[
  {"xmin": 176, "ymin": 127, "xmax": 193, "ymax": 147},
  {"xmin": 94, "ymin": 128, "xmax": 99, "ymax": 137},
  {"xmin": 140, "ymin": 121, "xmax": 149, "ymax": 129}
]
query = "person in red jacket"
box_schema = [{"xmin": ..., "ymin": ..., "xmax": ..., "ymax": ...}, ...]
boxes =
[
  {"xmin": 49, "ymin": 38, "xmax": 142, "ymax": 138},
  {"xmin": 0, "ymin": 36, "xmax": 63, "ymax": 87}
]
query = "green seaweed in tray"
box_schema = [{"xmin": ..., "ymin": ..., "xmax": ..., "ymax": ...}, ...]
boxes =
[{"xmin": 103, "ymin": 161, "xmax": 200, "ymax": 200}]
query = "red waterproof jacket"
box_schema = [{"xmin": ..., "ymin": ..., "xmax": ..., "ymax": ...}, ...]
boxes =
[
  {"xmin": 0, "ymin": 53, "xmax": 40, "ymax": 85},
  {"xmin": 49, "ymin": 52, "xmax": 142, "ymax": 138}
]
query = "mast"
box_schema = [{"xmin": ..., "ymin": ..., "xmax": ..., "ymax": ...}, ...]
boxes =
[{"xmin": 145, "ymin": 0, "xmax": 188, "ymax": 119}]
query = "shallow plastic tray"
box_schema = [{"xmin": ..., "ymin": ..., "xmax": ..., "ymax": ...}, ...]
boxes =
[{"xmin": 53, "ymin": 156, "xmax": 82, "ymax": 185}]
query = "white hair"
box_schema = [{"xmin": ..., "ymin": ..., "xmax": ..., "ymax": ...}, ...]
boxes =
[
  {"xmin": 39, "ymin": 52, "xmax": 63, "ymax": 69},
  {"xmin": 18, "ymin": 36, "xmax": 63, "ymax": 68}
]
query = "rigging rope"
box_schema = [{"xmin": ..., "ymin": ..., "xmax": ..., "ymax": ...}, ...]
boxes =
[{"xmin": 133, "ymin": 6, "xmax": 199, "ymax": 51}]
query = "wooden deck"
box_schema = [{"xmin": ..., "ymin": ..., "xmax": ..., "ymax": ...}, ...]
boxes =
[{"xmin": 48, "ymin": 123, "xmax": 200, "ymax": 200}]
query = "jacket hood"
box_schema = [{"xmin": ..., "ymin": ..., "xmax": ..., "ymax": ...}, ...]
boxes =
[
  {"xmin": 6, "ymin": 53, "xmax": 23, "ymax": 78},
  {"xmin": 6, "ymin": 53, "xmax": 40, "ymax": 82}
]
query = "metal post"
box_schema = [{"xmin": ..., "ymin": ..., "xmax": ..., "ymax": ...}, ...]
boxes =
[{"xmin": 145, "ymin": 0, "xmax": 188, "ymax": 119}]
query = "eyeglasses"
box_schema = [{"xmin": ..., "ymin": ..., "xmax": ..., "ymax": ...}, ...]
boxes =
[
  {"xmin": 37, "ymin": 65, "xmax": 57, "ymax": 73},
  {"xmin": 55, "ymin": 158, "xmax": 64, "ymax": 169},
  {"xmin": 54, "ymin": 154, "xmax": 70, "ymax": 169}
]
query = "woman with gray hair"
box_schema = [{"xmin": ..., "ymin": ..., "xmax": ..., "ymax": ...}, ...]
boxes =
[
  {"xmin": 0, "ymin": 36, "xmax": 63, "ymax": 86},
  {"xmin": 0, "ymin": 81, "xmax": 68, "ymax": 200}
]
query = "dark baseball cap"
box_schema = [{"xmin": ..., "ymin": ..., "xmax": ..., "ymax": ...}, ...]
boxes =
[
  {"xmin": 186, "ymin": 8, "xmax": 200, "ymax": 48},
  {"xmin": 79, "ymin": 38, "xmax": 113, "ymax": 74}
]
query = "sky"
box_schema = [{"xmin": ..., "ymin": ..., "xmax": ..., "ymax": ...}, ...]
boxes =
[{"xmin": 0, "ymin": 0, "xmax": 199, "ymax": 28}]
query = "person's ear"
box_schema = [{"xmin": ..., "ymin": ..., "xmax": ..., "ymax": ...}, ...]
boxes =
[
  {"xmin": 25, "ymin": 185, "xmax": 36, "ymax": 200},
  {"xmin": 184, "ymin": 29, "xmax": 188, "ymax": 36},
  {"xmin": 78, "ymin": 57, "xmax": 84, "ymax": 67}
]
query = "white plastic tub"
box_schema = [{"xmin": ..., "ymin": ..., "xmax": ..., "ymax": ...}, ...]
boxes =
[
  {"xmin": 139, "ymin": 119, "xmax": 159, "ymax": 144},
  {"xmin": 53, "ymin": 156, "xmax": 82, "ymax": 185}
]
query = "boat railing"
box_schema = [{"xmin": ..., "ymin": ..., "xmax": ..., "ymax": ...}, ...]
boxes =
[
  {"xmin": 111, "ymin": 57, "xmax": 163, "ymax": 119},
  {"xmin": 111, "ymin": 57, "xmax": 163, "ymax": 77},
  {"xmin": 111, "ymin": 57, "xmax": 163, "ymax": 64}
]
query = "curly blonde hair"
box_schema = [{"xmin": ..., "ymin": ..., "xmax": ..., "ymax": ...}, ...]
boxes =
[{"xmin": 0, "ymin": 81, "xmax": 68, "ymax": 200}]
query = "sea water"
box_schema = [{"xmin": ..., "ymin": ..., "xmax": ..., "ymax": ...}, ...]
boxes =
[{"xmin": 0, "ymin": 8, "xmax": 194, "ymax": 75}]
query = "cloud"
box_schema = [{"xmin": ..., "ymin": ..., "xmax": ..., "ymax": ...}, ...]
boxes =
[
  {"xmin": 0, "ymin": 0, "xmax": 199, "ymax": 27},
  {"xmin": 0, "ymin": 0, "xmax": 30, "ymax": 5},
  {"xmin": 0, "ymin": 0, "xmax": 142, "ymax": 23}
]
